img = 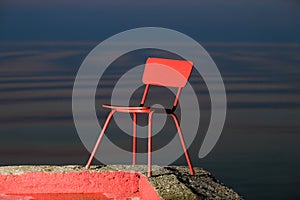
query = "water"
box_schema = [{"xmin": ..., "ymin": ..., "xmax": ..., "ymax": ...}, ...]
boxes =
[{"xmin": 1, "ymin": 41, "xmax": 299, "ymax": 199}]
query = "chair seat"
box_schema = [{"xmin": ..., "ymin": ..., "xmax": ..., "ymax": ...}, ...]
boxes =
[{"xmin": 102, "ymin": 104, "xmax": 150, "ymax": 113}]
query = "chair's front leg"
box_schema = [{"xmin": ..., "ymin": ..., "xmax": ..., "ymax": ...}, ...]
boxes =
[
  {"xmin": 132, "ymin": 112, "xmax": 137, "ymax": 166},
  {"xmin": 85, "ymin": 110, "xmax": 116, "ymax": 169},
  {"xmin": 147, "ymin": 111, "xmax": 155, "ymax": 177},
  {"xmin": 170, "ymin": 113, "xmax": 195, "ymax": 175}
]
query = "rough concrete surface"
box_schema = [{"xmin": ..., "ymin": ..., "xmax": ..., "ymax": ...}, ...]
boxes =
[{"xmin": 0, "ymin": 165, "xmax": 243, "ymax": 200}]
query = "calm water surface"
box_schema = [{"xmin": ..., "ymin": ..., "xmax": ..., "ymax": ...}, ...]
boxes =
[{"xmin": 0, "ymin": 42, "xmax": 299, "ymax": 199}]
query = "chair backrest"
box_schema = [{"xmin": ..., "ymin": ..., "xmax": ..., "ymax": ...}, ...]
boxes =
[
  {"xmin": 142, "ymin": 57, "xmax": 193, "ymax": 87},
  {"xmin": 140, "ymin": 57, "xmax": 193, "ymax": 109}
]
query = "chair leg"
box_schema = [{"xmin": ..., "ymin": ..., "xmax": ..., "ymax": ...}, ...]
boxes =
[
  {"xmin": 147, "ymin": 111, "xmax": 155, "ymax": 177},
  {"xmin": 85, "ymin": 110, "xmax": 116, "ymax": 169},
  {"xmin": 132, "ymin": 112, "xmax": 137, "ymax": 166},
  {"xmin": 170, "ymin": 114, "xmax": 195, "ymax": 175}
]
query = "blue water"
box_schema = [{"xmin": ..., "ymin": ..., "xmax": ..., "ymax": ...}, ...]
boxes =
[{"xmin": 0, "ymin": 42, "xmax": 299, "ymax": 199}]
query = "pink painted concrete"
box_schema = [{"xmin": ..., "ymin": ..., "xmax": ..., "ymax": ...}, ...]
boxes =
[{"xmin": 0, "ymin": 171, "xmax": 161, "ymax": 200}]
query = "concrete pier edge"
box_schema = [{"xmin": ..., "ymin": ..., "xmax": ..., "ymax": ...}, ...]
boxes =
[{"xmin": 0, "ymin": 165, "xmax": 243, "ymax": 200}]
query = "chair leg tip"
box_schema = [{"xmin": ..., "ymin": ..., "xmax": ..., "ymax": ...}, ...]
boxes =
[{"xmin": 190, "ymin": 169, "xmax": 195, "ymax": 175}]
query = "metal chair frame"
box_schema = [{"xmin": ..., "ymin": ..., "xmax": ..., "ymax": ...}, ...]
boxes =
[{"xmin": 86, "ymin": 57, "xmax": 195, "ymax": 177}]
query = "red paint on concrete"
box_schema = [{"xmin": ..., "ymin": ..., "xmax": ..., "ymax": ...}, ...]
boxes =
[
  {"xmin": 0, "ymin": 171, "xmax": 161, "ymax": 200},
  {"xmin": 1, "ymin": 193, "xmax": 112, "ymax": 200},
  {"xmin": 139, "ymin": 174, "xmax": 163, "ymax": 199}
]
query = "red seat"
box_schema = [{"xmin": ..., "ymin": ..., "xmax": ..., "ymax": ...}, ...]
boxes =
[
  {"xmin": 102, "ymin": 104, "xmax": 150, "ymax": 113},
  {"xmin": 86, "ymin": 57, "xmax": 195, "ymax": 177}
]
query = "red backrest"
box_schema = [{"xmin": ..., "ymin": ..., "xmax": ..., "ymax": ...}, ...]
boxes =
[{"xmin": 142, "ymin": 57, "xmax": 193, "ymax": 88}]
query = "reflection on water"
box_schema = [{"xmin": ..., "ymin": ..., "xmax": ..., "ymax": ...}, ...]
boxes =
[{"xmin": 0, "ymin": 41, "xmax": 300, "ymax": 199}]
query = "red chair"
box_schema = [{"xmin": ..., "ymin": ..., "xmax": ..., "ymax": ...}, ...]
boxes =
[{"xmin": 86, "ymin": 57, "xmax": 195, "ymax": 177}]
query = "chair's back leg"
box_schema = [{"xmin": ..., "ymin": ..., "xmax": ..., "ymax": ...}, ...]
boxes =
[
  {"xmin": 85, "ymin": 110, "xmax": 116, "ymax": 169},
  {"xmin": 147, "ymin": 111, "xmax": 155, "ymax": 177},
  {"xmin": 170, "ymin": 113, "xmax": 195, "ymax": 175}
]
